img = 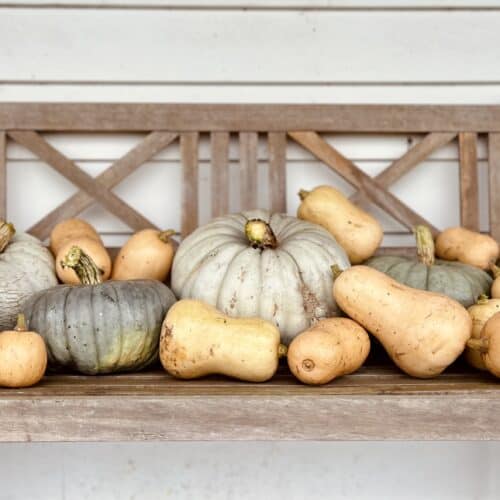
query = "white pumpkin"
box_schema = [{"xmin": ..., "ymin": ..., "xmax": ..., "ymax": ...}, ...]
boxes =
[
  {"xmin": 171, "ymin": 210, "xmax": 350, "ymax": 344},
  {"xmin": 0, "ymin": 221, "xmax": 58, "ymax": 330}
]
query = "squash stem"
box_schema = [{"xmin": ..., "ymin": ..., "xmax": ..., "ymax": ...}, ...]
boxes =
[
  {"xmin": 298, "ymin": 189, "xmax": 311, "ymax": 201},
  {"xmin": 245, "ymin": 219, "xmax": 278, "ymax": 249},
  {"xmin": 61, "ymin": 246, "xmax": 103, "ymax": 285},
  {"xmin": 414, "ymin": 225, "xmax": 435, "ymax": 266},
  {"xmin": 477, "ymin": 294, "xmax": 490, "ymax": 305},
  {"xmin": 467, "ymin": 338, "xmax": 489, "ymax": 354},
  {"xmin": 158, "ymin": 229, "xmax": 177, "ymax": 243},
  {"xmin": 14, "ymin": 313, "xmax": 27, "ymax": 333},
  {"xmin": 278, "ymin": 344, "xmax": 288, "ymax": 358},
  {"xmin": 490, "ymin": 263, "xmax": 500, "ymax": 279},
  {"xmin": 0, "ymin": 220, "xmax": 15, "ymax": 253},
  {"xmin": 331, "ymin": 264, "xmax": 343, "ymax": 279}
]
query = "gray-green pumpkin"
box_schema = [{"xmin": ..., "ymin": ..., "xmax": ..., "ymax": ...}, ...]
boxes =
[
  {"xmin": 0, "ymin": 221, "xmax": 58, "ymax": 331},
  {"xmin": 366, "ymin": 225, "xmax": 492, "ymax": 307},
  {"xmin": 23, "ymin": 246, "xmax": 176, "ymax": 374}
]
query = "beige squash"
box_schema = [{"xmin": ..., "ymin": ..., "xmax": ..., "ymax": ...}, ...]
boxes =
[
  {"xmin": 467, "ymin": 312, "xmax": 500, "ymax": 377},
  {"xmin": 333, "ymin": 266, "xmax": 472, "ymax": 378},
  {"xmin": 0, "ymin": 314, "xmax": 47, "ymax": 388},
  {"xmin": 50, "ymin": 218, "xmax": 102, "ymax": 255},
  {"xmin": 435, "ymin": 227, "xmax": 499, "ymax": 270},
  {"xmin": 465, "ymin": 296, "xmax": 500, "ymax": 370},
  {"xmin": 160, "ymin": 299, "xmax": 286, "ymax": 382},
  {"xmin": 297, "ymin": 185, "xmax": 383, "ymax": 264},
  {"xmin": 287, "ymin": 318, "xmax": 370, "ymax": 385},
  {"xmin": 112, "ymin": 229, "xmax": 176, "ymax": 281}
]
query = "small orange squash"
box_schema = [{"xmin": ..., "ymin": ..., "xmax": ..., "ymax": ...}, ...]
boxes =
[{"xmin": 50, "ymin": 218, "xmax": 101, "ymax": 255}]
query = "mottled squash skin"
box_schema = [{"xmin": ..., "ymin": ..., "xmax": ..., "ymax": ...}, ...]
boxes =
[{"xmin": 22, "ymin": 280, "xmax": 176, "ymax": 374}]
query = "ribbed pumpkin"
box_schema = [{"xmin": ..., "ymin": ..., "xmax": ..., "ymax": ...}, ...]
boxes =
[
  {"xmin": 0, "ymin": 221, "xmax": 58, "ymax": 331},
  {"xmin": 171, "ymin": 210, "xmax": 350, "ymax": 344},
  {"xmin": 366, "ymin": 225, "xmax": 492, "ymax": 307},
  {"xmin": 23, "ymin": 246, "xmax": 176, "ymax": 374}
]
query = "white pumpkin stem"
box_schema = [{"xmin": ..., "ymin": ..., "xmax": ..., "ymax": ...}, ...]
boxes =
[
  {"xmin": 414, "ymin": 225, "xmax": 435, "ymax": 266},
  {"xmin": 298, "ymin": 189, "xmax": 311, "ymax": 201},
  {"xmin": 14, "ymin": 313, "xmax": 27, "ymax": 333},
  {"xmin": 158, "ymin": 229, "xmax": 177, "ymax": 243},
  {"xmin": 0, "ymin": 220, "xmax": 15, "ymax": 253},
  {"xmin": 61, "ymin": 246, "xmax": 103, "ymax": 285},
  {"xmin": 467, "ymin": 337, "xmax": 489, "ymax": 354},
  {"xmin": 245, "ymin": 219, "xmax": 278, "ymax": 249}
]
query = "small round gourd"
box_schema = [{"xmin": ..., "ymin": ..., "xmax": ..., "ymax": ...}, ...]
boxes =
[
  {"xmin": 366, "ymin": 225, "xmax": 492, "ymax": 307},
  {"xmin": 0, "ymin": 221, "xmax": 58, "ymax": 331},
  {"xmin": 0, "ymin": 314, "xmax": 47, "ymax": 388},
  {"xmin": 23, "ymin": 246, "xmax": 176, "ymax": 374},
  {"xmin": 171, "ymin": 210, "xmax": 350, "ymax": 344}
]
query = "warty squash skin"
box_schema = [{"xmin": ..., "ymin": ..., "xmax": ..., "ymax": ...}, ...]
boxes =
[
  {"xmin": 435, "ymin": 227, "xmax": 499, "ymax": 270},
  {"xmin": 287, "ymin": 318, "xmax": 370, "ymax": 385},
  {"xmin": 0, "ymin": 221, "xmax": 58, "ymax": 331},
  {"xmin": 171, "ymin": 210, "xmax": 350, "ymax": 345},
  {"xmin": 465, "ymin": 296, "xmax": 500, "ymax": 370},
  {"xmin": 0, "ymin": 314, "xmax": 47, "ymax": 388},
  {"xmin": 23, "ymin": 246, "xmax": 176, "ymax": 374},
  {"xmin": 160, "ymin": 299, "xmax": 286, "ymax": 382},
  {"xmin": 297, "ymin": 185, "xmax": 383, "ymax": 264},
  {"xmin": 333, "ymin": 266, "xmax": 472, "ymax": 378},
  {"xmin": 50, "ymin": 218, "xmax": 102, "ymax": 255},
  {"xmin": 112, "ymin": 229, "xmax": 176, "ymax": 281},
  {"xmin": 367, "ymin": 226, "xmax": 492, "ymax": 308},
  {"xmin": 467, "ymin": 312, "xmax": 500, "ymax": 378}
]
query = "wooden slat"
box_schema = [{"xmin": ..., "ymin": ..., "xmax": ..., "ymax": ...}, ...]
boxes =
[
  {"xmin": 181, "ymin": 132, "xmax": 199, "ymax": 237},
  {"xmin": 0, "ymin": 131, "xmax": 5, "ymax": 220},
  {"xmin": 27, "ymin": 131, "xmax": 178, "ymax": 240},
  {"xmin": 351, "ymin": 132, "xmax": 457, "ymax": 205},
  {"xmin": 239, "ymin": 132, "xmax": 258, "ymax": 210},
  {"xmin": 2, "ymin": 104, "xmax": 500, "ymax": 132},
  {"xmin": 459, "ymin": 132, "xmax": 480, "ymax": 231},
  {"xmin": 210, "ymin": 131, "xmax": 230, "ymax": 217},
  {"xmin": 289, "ymin": 130, "xmax": 439, "ymax": 235},
  {"xmin": 8, "ymin": 130, "xmax": 157, "ymax": 233},
  {"xmin": 489, "ymin": 133, "xmax": 500, "ymax": 241},
  {"xmin": 268, "ymin": 132, "xmax": 287, "ymax": 213}
]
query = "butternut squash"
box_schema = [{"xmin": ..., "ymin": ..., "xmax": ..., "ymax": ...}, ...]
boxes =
[
  {"xmin": 333, "ymin": 266, "xmax": 472, "ymax": 378},
  {"xmin": 287, "ymin": 318, "xmax": 370, "ymax": 385},
  {"xmin": 297, "ymin": 185, "xmax": 383, "ymax": 264},
  {"xmin": 435, "ymin": 227, "xmax": 499, "ymax": 270},
  {"xmin": 159, "ymin": 299, "xmax": 286, "ymax": 382},
  {"xmin": 465, "ymin": 295, "xmax": 500, "ymax": 370},
  {"xmin": 467, "ymin": 312, "xmax": 500, "ymax": 377},
  {"xmin": 50, "ymin": 218, "xmax": 101, "ymax": 255},
  {"xmin": 112, "ymin": 229, "xmax": 176, "ymax": 281}
]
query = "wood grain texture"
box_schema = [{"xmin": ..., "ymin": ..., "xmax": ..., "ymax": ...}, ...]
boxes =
[
  {"xmin": 239, "ymin": 132, "xmax": 258, "ymax": 210},
  {"xmin": 181, "ymin": 132, "xmax": 199, "ymax": 237},
  {"xmin": 2, "ymin": 104, "xmax": 500, "ymax": 132},
  {"xmin": 459, "ymin": 132, "xmax": 479, "ymax": 231},
  {"xmin": 350, "ymin": 132, "xmax": 457, "ymax": 205},
  {"xmin": 489, "ymin": 133, "xmax": 500, "ymax": 241},
  {"xmin": 8, "ymin": 130, "xmax": 157, "ymax": 232},
  {"xmin": 0, "ymin": 366, "xmax": 499, "ymax": 442},
  {"xmin": 0, "ymin": 131, "xmax": 5, "ymax": 220},
  {"xmin": 27, "ymin": 131, "xmax": 177, "ymax": 240},
  {"xmin": 289, "ymin": 130, "xmax": 439, "ymax": 235},
  {"xmin": 211, "ymin": 131, "xmax": 230, "ymax": 217},
  {"xmin": 268, "ymin": 132, "xmax": 287, "ymax": 213}
]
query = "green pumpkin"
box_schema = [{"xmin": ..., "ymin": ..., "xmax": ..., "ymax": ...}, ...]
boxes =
[
  {"xmin": 366, "ymin": 226, "xmax": 492, "ymax": 307},
  {"xmin": 22, "ymin": 246, "xmax": 176, "ymax": 374}
]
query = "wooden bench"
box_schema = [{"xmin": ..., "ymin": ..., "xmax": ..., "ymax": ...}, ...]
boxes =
[{"xmin": 1, "ymin": 103, "xmax": 499, "ymax": 441}]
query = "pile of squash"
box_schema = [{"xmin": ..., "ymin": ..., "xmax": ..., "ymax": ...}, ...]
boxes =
[{"xmin": 2, "ymin": 183, "xmax": 500, "ymax": 388}]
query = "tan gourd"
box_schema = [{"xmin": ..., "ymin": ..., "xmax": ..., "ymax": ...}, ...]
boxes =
[
  {"xmin": 0, "ymin": 314, "xmax": 47, "ymax": 388},
  {"xmin": 435, "ymin": 227, "xmax": 499, "ymax": 270},
  {"xmin": 287, "ymin": 318, "xmax": 370, "ymax": 385},
  {"xmin": 297, "ymin": 185, "xmax": 383, "ymax": 264},
  {"xmin": 56, "ymin": 237, "xmax": 111, "ymax": 284},
  {"xmin": 467, "ymin": 312, "xmax": 500, "ymax": 377},
  {"xmin": 50, "ymin": 218, "xmax": 101, "ymax": 255},
  {"xmin": 160, "ymin": 299, "xmax": 286, "ymax": 382},
  {"xmin": 465, "ymin": 295, "xmax": 500, "ymax": 370},
  {"xmin": 112, "ymin": 229, "xmax": 176, "ymax": 281},
  {"xmin": 333, "ymin": 266, "xmax": 472, "ymax": 378}
]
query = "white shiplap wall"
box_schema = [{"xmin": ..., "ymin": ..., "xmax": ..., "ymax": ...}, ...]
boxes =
[{"xmin": 1, "ymin": 2, "xmax": 500, "ymax": 499}]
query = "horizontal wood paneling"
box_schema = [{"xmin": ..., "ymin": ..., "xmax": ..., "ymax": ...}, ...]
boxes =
[{"xmin": 1, "ymin": 10, "xmax": 500, "ymax": 83}]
